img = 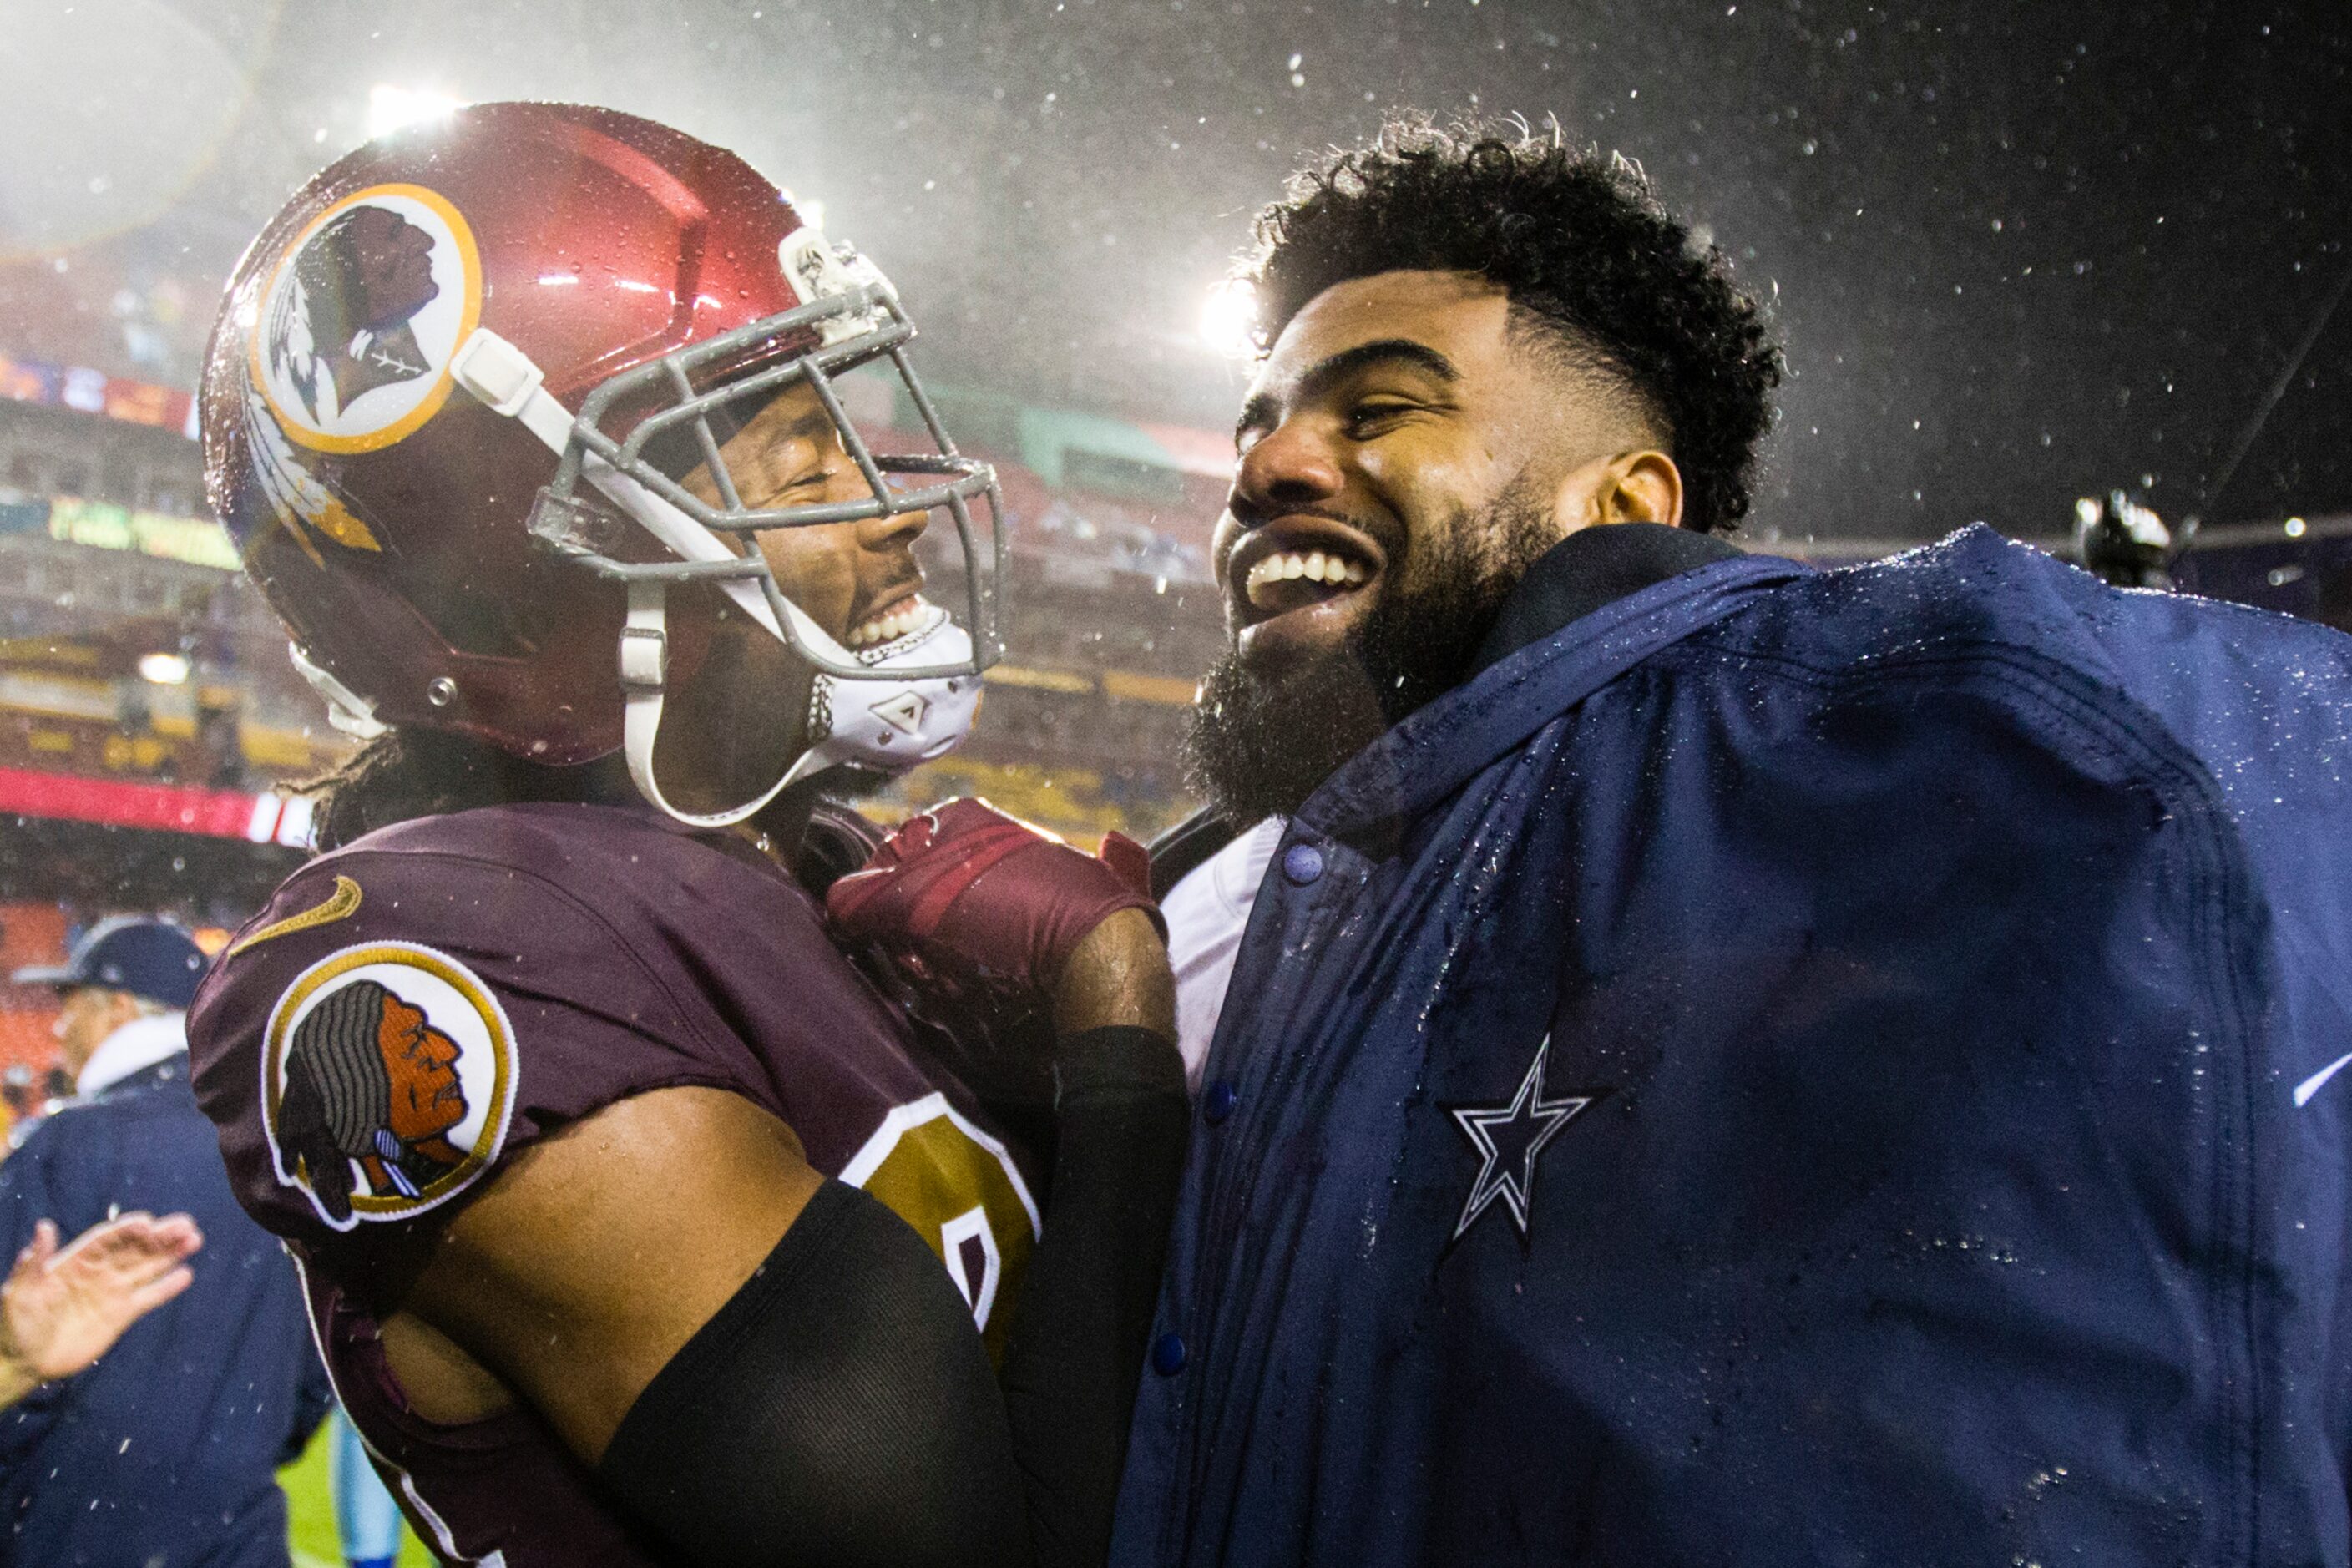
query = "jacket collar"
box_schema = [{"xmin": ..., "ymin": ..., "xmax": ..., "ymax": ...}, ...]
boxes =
[
  {"xmin": 77, "ymin": 1009, "xmax": 189, "ymax": 1096},
  {"xmin": 1472, "ymin": 522, "xmax": 1748, "ymax": 676},
  {"xmin": 1297, "ymin": 551, "xmax": 1811, "ymax": 847}
]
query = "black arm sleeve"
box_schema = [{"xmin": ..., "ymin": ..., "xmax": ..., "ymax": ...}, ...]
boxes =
[
  {"xmin": 595, "ymin": 1024, "xmax": 1188, "ymax": 1568},
  {"xmin": 999, "ymin": 1024, "xmax": 1191, "ymax": 1568},
  {"xmin": 597, "ymin": 1176, "xmax": 1033, "ymax": 1568}
]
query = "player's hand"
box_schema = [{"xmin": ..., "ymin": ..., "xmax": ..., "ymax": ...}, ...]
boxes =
[
  {"xmin": 0, "ymin": 1212, "xmax": 203, "ymax": 1389},
  {"xmin": 826, "ymin": 797, "xmax": 1162, "ymax": 999}
]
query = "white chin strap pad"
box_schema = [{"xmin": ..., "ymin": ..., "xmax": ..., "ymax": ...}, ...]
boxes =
[
  {"xmin": 453, "ymin": 326, "xmax": 978, "ymax": 829},
  {"xmin": 781, "ymin": 616, "xmax": 983, "ymax": 791}
]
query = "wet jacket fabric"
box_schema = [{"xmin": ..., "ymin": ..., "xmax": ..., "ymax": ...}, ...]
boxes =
[
  {"xmin": 1112, "ymin": 524, "xmax": 2352, "ymax": 1567},
  {"xmin": 0, "ymin": 1056, "xmax": 331, "ymax": 1568}
]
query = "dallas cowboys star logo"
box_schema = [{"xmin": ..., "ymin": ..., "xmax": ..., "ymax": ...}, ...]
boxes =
[{"xmin": 1446, "ymin": 1034, "xmax": 1594, "ymax": 1246}]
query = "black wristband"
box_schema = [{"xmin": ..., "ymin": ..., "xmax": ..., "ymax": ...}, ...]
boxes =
[{"xmin": 1052, "ymin": 1024, "xmax": 1186, "ymax": 1104}]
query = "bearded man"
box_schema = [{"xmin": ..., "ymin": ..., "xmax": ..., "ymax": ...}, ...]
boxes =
[{"xmin": 1118, "ymin": 120, "xmax": 2352, "ymax": 1567}]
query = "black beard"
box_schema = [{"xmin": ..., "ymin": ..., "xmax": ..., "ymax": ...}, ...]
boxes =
[{"xmin": 1184, "ymin": 481, "xmax": 1560, "ymax": 822}]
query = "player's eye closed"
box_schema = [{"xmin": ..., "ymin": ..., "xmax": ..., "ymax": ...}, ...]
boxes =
[
  {"xmin": 1343, "ymin": 397, "xmax": 1424, "ymax": 438},
  {"xmin": 737, "ymin": 438, "xmax": 855, "ymax": 512}
]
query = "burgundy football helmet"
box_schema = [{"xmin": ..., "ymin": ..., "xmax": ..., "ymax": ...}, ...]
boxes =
[{"xmin": 202, "ymin": 101, "xmax": 1003, "ymax": 824}]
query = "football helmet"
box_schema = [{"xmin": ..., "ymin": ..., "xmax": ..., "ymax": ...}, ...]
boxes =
[{"xmin": 202, "ymin": 101, "xmax": 1004, "ymax": 825}]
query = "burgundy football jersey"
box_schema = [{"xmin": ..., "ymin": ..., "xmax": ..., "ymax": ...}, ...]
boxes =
[{"xmin": 188, "ymin": 802, "xmax": 1042, "ymax": 1566}]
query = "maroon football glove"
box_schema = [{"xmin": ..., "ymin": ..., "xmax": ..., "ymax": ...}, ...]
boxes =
[{"xmin": 826, "ymin": 797, "xmax": 1161, "ymax": 998}]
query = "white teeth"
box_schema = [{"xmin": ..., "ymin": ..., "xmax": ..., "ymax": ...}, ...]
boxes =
[
  {"xmin": 846, "ymin": 595, "xmax": 935, "ymax": 649},
  {"xmin": 1242, "ymin": 549, "xmax": 1373, "ymax": 606}
]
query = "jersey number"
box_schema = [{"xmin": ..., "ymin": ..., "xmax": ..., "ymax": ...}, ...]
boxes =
[{"xmin": 839, "ymin": 1094, "xmax": 1041, "ymax": 1363}]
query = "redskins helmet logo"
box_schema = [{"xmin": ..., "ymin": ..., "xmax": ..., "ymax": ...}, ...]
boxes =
[
  {"xmin": 260, "ymin": 942, "xmax": 517, "ymax": 1230},
  {"xmin": 250, "ymin": 184, "xmax": 482, "ymax": 455}
]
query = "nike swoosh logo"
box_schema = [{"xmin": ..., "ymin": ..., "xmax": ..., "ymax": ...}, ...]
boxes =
[
  {"xmin": 2293, "ymin": 1050, "xmax": 2352, "ymax": 1108},
  {"xmin": 227, "ymin": 874, "xmax": 362, "ymax": 958}
]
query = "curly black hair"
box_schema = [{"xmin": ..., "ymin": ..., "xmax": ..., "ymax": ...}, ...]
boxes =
[{"xmin": 1247, "ymin": 118, "xmax": 1783, "ymax": 534}]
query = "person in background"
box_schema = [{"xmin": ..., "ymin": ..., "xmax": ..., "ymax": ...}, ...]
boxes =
[
  {"xmin": 329, "ymin": 1408, "xmax": 407, "ymax": 1568},
  {"xmin": 0, "ymin": 1208, "xmax": 205, "ymax": 1409},
  {"xmin": 1, "ymin": 917, "xmax": 331, "ymax": 1568}
]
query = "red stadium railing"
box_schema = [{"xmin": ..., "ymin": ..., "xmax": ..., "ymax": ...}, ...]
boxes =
[{"xmin": 0, "ymin": 764, "xmax": 314, "ymax": 846}]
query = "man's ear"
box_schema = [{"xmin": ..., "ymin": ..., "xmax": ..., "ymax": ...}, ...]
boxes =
[
  {"xmin": 1597, "ymin": 450, "xmax": 1683, "ymax": 528},
  {"xmin": 1553, "ymin": 448, "xmax": 1685, "ymax": 534}
]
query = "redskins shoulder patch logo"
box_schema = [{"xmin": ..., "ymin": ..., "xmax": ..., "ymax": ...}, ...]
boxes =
[
  {"xmin": 250, "ymin": 183, "xmax": 482, "ymax": 454},
  {"xmin": 260, "ymin": 942, "xmax": 518, "ymax": 1231}
]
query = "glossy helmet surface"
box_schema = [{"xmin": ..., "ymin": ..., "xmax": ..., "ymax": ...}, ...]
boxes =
[{"xmin": 202, "ymin": 101, "xmax": 1001, "ymax": 822}]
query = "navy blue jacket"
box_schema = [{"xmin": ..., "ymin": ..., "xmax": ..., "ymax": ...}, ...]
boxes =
[
  {"xmin": 1114, "ymin": 526, "xmax": 2352, "ymax": 1566},
  {"xmin": 0, "ymin": 1055, "xmax": 331, "ymax": 1567}
]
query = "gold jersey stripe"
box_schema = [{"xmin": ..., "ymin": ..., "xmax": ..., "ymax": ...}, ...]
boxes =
[{"xmin": 229, "ymin": 875, "xmax": 362, "ymax": 958}]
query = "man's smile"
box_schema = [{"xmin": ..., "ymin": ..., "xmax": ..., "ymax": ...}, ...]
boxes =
[
  {"xmin": 1224, "ymin": 516, "xmax": 1388, "ymax": 660},
  {"xmin": 1242, "ymin": 547, "xmax": 1370, "ymax": 602},
  {"xmin": 845, "ymin": 587, "xmax": 941, "ymax": 650}
]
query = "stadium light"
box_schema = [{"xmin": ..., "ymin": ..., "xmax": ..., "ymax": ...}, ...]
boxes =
[
  {"xmin": 1199, "ymin": 280, "xmax": 1260, "ymax": 358},
  {"xmin": 137, "ymin": 652, "xmax": 190, "ymax": 685},
  {"xmin": 368, "ymin": 84, "xmax": 466, "ymax": 141}
]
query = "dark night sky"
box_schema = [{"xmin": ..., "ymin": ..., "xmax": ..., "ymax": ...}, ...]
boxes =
[{"xmin": 2, "ymin": 0, "xmax": 2345, "ymax": 543}]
